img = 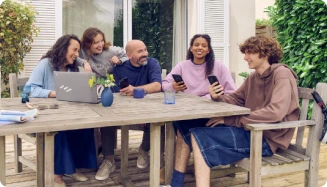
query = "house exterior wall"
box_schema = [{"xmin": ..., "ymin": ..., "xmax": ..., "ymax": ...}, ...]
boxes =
[
  {"xmin": 187, "ymin": 0, "xmax": 255, "ymax": 87},
  {"xmin": 229, "ymin": 0, "xmax": 255, "ymax": 87},
  {"xmin": 255, "ymin": 0, "xmax": 275, "ymax": 19}
]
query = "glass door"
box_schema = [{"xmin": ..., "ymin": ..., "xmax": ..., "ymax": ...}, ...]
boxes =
[
  {"xmin": 131, "ymin": 0, "xmax": 174, "ymax": 71},
  {"xmin": 62, "ymin": 0, "xmax": 124, "ymax": 47}
]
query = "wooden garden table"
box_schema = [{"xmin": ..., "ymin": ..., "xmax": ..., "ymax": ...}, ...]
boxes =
[{"xmin": 0, "ymin": 92, "xmax": 250, "ymax": 187}]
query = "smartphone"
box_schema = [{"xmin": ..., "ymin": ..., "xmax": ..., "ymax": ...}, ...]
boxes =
[
  {"xmin": 208, "ymin": 75, "xmax": 222, "ymax": 94},
  {"xmin": 119, "ymin": 77, "xmax": 129, "ymax": 89},
  {"xmin": 172, "ymin": 74, "xmax": 184, "ymax": 83},
  {"xmin": 208, "ymin": 75, "xmax": 219, "ymax": 85}
]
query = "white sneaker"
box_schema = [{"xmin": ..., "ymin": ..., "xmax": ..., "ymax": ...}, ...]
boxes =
[
  {"xmin": 137, "ymin": 147, "xmax": 149, "ymax": 169},
  {"xmin": 95, "ymin": 159, "xmax": 115, "ymax": 180}
]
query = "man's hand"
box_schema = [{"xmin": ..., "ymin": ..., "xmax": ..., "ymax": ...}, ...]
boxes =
[
  {"xmin": 206, "ymin": 117, "xmax": 224, "ymax": 127},
  {"xmin": 172, "ymin": 81, "xmax": 187, "ymax": 91},
  {"xmin": 83, "ymin": 62, "xmax": 92, "ymax": 73},
  {"xmin": 110, "ymin": 56, "xmax": 122, "ymax": 65},
  {"xmin": 209, "ymin": 82, "xmax": 224, "ymax": 99},
  {"xmin": 120, "ymin": 85, "xmax": 135, "ymax": 96}
]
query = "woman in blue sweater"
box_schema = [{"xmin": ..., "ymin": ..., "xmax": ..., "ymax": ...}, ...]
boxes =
[{"xmin": 25, "ymin": 35, "xmax": 97, "ymax": 187}]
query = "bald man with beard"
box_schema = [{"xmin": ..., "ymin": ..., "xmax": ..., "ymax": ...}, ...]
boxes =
[{"xmin": 95, "ymin": 40, "xmax": 163, "ymax": 181}]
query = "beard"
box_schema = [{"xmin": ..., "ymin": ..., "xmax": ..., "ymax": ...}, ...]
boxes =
[
  {"xmin": 136, "ymin": 56, "xmax": 148, "ymax": 66},
  {"xmin": 140, "ymin": 59, "xmax": 147, "ymax": 66}
]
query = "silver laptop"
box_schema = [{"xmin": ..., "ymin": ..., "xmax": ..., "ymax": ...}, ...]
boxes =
[{"xmin": 54, "ymin": 71, "xmax": 99, "ymax": 103}]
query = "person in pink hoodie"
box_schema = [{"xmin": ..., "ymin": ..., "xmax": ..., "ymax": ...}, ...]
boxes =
[{"xmin": 161, "ymin": 34, "xmax": 236, "ymax": 186}]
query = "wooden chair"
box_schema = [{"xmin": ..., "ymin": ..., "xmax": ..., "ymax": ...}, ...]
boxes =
[
  {"xmin": 226, "ymin": 83, "xmax": 325, "ymax": 187},
  {"xmin": 9, "ymin": 73, "xmax": 45, "ymax": 186}
]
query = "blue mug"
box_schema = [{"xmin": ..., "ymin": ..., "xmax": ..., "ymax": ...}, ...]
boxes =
[{"xmin": 133, "ymin": 88, "xmax": 147, "ymax": 99}]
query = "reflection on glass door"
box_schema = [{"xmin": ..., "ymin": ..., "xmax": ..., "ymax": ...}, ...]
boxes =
[
  {"xmin": 131, "ymin": 0, "xmax": 174, "ymax": 71},
  {"xmin": 62, "ymin": 0, "xmax": 124, "ymax": 47}
]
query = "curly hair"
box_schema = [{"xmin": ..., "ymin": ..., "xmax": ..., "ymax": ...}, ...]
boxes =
[
  {"xmin": 41, "ymin": 34, "xmax": 80, "ymax": 72},
  {"xmin": 81, "ymin": 27, "xmax": 111, "ymax": 53},
  {"xmin": 186, "ymin": 34, "xmax": 215, "ymax": 77},
  {"xmin": 239, "ymin": 36, "xmax": 283, "ymax": 65}
]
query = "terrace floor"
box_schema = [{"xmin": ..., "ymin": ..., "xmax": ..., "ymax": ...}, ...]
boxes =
[{"xmin": 3, "ymin": 129, "xmax": 327, "ymax": 187}]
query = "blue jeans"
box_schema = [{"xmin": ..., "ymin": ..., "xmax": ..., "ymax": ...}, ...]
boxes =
[{"xmin": 190, "ymin": 125, "xmax": 273, "ymax": 168}]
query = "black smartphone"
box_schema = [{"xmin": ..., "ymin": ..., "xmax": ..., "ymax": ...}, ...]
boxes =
[
  {"xmin": 208, "ymin": 75, "xmax": 219, "ymax": 85},
  {"xmin": 119, "ymin": 77, "xmax": 129, "ymax": 89},
  {"xmin": 208, "ymin": 75, "xmax": 222, "ymax": 94},
  {"xmin": 172, "ymin": 74, "xmax": 184, "ymax": 83}
]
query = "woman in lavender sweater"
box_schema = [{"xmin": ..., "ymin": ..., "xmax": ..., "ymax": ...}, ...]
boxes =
[{"xmin": 161, "ymin": 34, "xmax": 236, "ymax": 186}]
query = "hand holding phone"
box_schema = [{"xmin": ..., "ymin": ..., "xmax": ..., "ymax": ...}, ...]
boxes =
[
  {"xmin": 208, "ymin": 75, "xmax": 222, "ymax": 94},
  {"xmin": 172, "ymin": 74, "xmax": 184, "ymax": 84},
  {"xmin": 172, "ymin": 74, "xmax": 187, "ymax": 91},
  {"xmin": 119, "ymin": 77, "xmax": 129, "ymax": 89}
]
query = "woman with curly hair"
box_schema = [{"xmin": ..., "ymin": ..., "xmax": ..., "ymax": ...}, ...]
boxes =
[
  {"xmin": 161, "ymin": 34, "xmax": 236, "ymax": 186},
  {"xmin": 25, "ymin": 34, "xmax": 97, "ymax": 187}
]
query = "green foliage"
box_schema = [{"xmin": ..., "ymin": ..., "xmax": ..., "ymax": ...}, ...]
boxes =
[
  {"xmin": 255, "ymin": 18, "xmax": 272, "ymax": 27},
  {"xmin": 267, "ymin": 0, "xmax": 327, "ymax": 88},
  {"xmin": 114, "ymin": 0, "xmax": 174, "ymax": 72},
  {"xmin": 238, "ymin": 72, "xmax": 250, "ymax": 80},
  {"xmin": 88, "ymin": 73, "xmax": 115, "ymax": 88},
  {"xmin": 0, "ymin": 0, "xmax": 39, "ymax": 85}
]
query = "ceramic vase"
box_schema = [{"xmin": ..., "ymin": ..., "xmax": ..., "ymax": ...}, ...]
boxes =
[{"xmin": 101, "ymin": 87, "xmax": 114, "ymax": 107}]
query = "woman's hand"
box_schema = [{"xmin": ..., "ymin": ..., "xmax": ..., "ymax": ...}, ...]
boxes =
[
  {"xmin": 48, "ymin": 91, "xmax": 56, "ymax": 98},
  {"xmin": 209, "ymin": 82, "xmax": 224, "ymax": 100},
  {"xmin": 83, "ymin": 62, "xmax": 92, "ymax": 73},
  {"xmin": 172, "ymin": 81, "xmax": 187, "ymax": 92},
  {"xmin": 110, "ymin": 56, "xmax": 122, "ymax": 65}
]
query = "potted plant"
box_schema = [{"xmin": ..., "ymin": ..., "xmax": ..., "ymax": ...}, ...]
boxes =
[
  {"xmin": 88, "ymin": 73, "xmax": 116, "ymax": 107},
  {"xmin": 0, "ymin": 0, "xmax": 39, "ymax": 97}
]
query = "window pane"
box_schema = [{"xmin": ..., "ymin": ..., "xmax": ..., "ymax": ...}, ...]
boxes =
[
  {"xmin": 131, "ymin": 0, "xmax": 174, "ymax": 71},
  {"xmin": 62, "ymin": 0, "xmax": 123, "ymax": 47}
]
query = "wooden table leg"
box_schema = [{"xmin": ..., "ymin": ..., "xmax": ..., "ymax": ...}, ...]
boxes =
[
  {"xmin": 150, "ymin": 122, "xmax": 163, "ymax": 187},
  {"xmin": 36, "ymin": 133, "xmax": 44, "ymax": 187},
  {"xmin": 119, "ymin": 126, "xmax": 134, "ymax": 187},
  {"xmin": 165, "ymin": 122, "xmax": 174, "ymax": 184},
  {"xmin": 0, "ymin": 136, "xmax": 6, "ymax": 186},
  {"xmin": 44, "ymin": 132, "xmax": 55, "ymax": 187}
]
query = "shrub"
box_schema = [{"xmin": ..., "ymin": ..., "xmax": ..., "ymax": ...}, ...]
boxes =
[
  {"xmin": 0, "ymin": 0, "xmax": 39, "ymax": 86},
  {"xmin": 267, "ymin": 0, "xmax": 327, "ymax": 88}
]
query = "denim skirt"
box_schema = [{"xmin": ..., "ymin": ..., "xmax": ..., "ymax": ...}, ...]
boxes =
[
  {"xmin": 190, "ymin": 125, "xmax": 273, "ymax": 168},
  {"xmin": 173, "ymin": 118, "xmax": 211, "ymax": 149}
]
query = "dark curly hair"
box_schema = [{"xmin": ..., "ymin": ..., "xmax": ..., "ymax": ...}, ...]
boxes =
[
  {"xmin": 41, "ymin": 34, "xmax": 80, "ymax": 72},
  {"xmin": 186, "ymin": 34, "xmax": 215, "ymax": 77},
  {"xmin": 239, "ymin": 36, "xmax": 283, "ymax": 65},
  {"xmin": 81, "ymin": 27, "xmax": 111, "ymax": 53}
]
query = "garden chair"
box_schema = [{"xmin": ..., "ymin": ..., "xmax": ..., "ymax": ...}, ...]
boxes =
[
  {"xmin": 219, "ymin": 83, "xmax": 325, "ymax": 187},
  {"xmin": 10, "ymin": 72, "xmax": 100, "ymax": 186},
  {"xmin": 9, "ymin": 73, "xmax": 45, "ymax": 186}
]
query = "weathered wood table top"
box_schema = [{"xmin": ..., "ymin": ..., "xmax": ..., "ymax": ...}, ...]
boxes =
[
  {"xmin": 0, "ymin": 92, "xmax": 250, "ymax": 187},
  {"xmin": 0, "ymin": 92, "xmax": 250, "ymax": 136}
]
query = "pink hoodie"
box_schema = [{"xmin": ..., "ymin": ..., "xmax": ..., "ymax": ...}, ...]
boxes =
[{"xmin": 162, "ymin": 60, "xmax": 236, "ymax": 99}]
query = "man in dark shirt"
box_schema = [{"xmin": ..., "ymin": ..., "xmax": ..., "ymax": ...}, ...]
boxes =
[{"xmin": 95, "ymin": 40, "xmax": 162, "ymax": 180}]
